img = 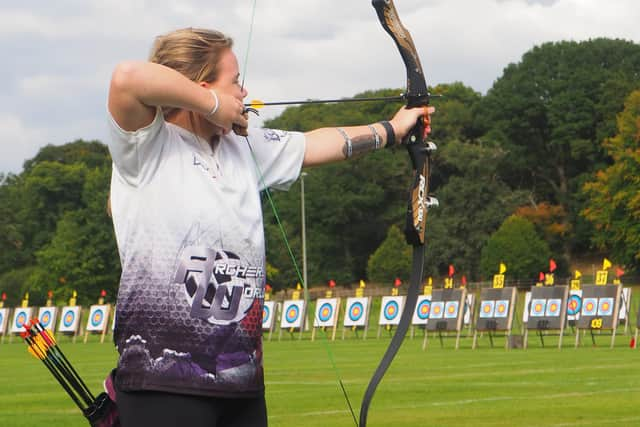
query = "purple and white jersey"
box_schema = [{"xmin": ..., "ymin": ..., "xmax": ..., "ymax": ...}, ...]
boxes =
[{"xmin": 107, "ymin": 109, "xmax": 304, "ymax": 397}]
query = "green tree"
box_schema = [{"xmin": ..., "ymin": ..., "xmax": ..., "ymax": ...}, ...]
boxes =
[
  {"xmin": 582, "ymin": 90, "xmax": 640, "ymax": 271},
  {"xmin": 479, "ymin": 39, "xmax": 640, "ymax": 257},
  {"xmin": 367, "ymin": 224, "xmax": 412, "ymax": 284},
  {"xmin": 480, "ymin": 215, "xmax": 552, "ymax": 281}
]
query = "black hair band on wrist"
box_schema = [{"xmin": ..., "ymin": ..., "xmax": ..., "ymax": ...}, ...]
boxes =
[{"xmin": 379, "ymin": 121, "xmax": 396, "ymax": 148}]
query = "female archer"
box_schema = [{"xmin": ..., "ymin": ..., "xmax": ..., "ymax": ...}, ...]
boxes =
[{"xmin": 107, "ymin": 27, "xmax": 432, "ymax": 427}]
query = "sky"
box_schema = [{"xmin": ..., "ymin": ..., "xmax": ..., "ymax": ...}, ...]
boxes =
[{"xmin": 1, "ymin": 0, "xmax": 639, "ymax": 174}]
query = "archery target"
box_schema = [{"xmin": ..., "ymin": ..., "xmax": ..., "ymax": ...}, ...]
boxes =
[
  {"xmin": 411, "ymin": 295, "xmax": 431, "ymax": 325},
  {"xmin": 10, "ymin": 307, "xmax": 33, "ymax": 333},
  {"xmin": 379, "ymin": 296, "xmax": 405, "ymax": 326},
  {"xmin": 58, "ymin": 306, "xmax": 80, "ymax": 333},
  {"xmin": 430, "ymin": 301, "xmax": 445, "ymax": 319},
  {"xmin": 597, "ymin": 297, "xmax": 614, "ymax": 316},
  {"xmin": 86, "ymin": 305, "xmax": 109, "ymax": 332},
  {"xmin": 444, "ymin": 301, "xmax": 459, "ymax": 319},
  {"xmin": 479, "ymin": 300, "xmax": 495, "ymax": 318},
  {"xmin": 313, "ymin": 298, "xmax": 339, "ymax": 327},
  {"xmin": 582, "ymin": 298, "xmax": 598, "ymax": 317},
  {"xmin": 495, "ymin": 300, "xmax": 509, "ymax": 318},
  {"xmin": 619, "ymin": 288, "xmax": 631, "ymax": 320},
  {"xmin": 522, "ymin": 291, "xmax": 532, "ymax": 322},
  {"xmin": 567, "ymin": 291, "xmax": 582, "ymax": 320},
  {"xmin": 262, "ymin": 301, "xmax": 276, "ymax": 329},
  {"xmin": 0, "ymin": 308, "xmax": 8, "ymax": 334},
  {"xmin": 344, "ymin": 297, "xmax": 369, "ymax": 327},
  {"xmin": 280, "ymin": 300, "xmax": 305, "ymax": 329},
  {"xmin": 530, "ymin": 299, "xmax": 546, "ymax": 317},
  {"xmin": 37, "ymin": 307, "xmax": 58, "ymax": 331},
  {"xmin": 545, "ymin": 299, "xmax": 561, "ymax": 317},
  {"xmin": 464, "ymin": 294, "xmax": 475, "ymax": 325}
]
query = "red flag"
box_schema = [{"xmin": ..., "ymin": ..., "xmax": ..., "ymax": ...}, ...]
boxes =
[
  {"xmin": 394, "ymin": 278, "xmax": 402, "ymax": 287},
  {"xmin": 448, "ymin": 265, "xmax": 455, "ymax": 277},
  {"xmin": 461, "ymin": 275, "xmax": 467, "ymax": 287},
  {"xmin": 1, "ymin": 292, "xmax": 5, "ymax": 301},
  {"xmin": 328, "ymin": 279, "xmax": 336, "ymax": 288},
  {"xmin": 100, "ymin": 289, "xmax": 107, "ymax": 297},
  {"xmin": 616, "ymin": 267, "xmax": 625, "ymax": 278},
  {"xmin": 539, "ymin": 272, "xmax": 545, "ymax": 281},
  {"xmin": 549, "ymin": 259, "xmax": 557, "ymax": 272},
  {"xmin": 47, "ymin": 290, "xmax": 53, "ymax": 299},
  {"xmin": 265, "ymin": 284, "xmax": 272, "ymax": 293}
]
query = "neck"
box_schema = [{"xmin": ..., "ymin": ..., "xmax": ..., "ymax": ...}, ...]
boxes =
[{"xmin": 170, "ymin": 110, "xmax": 221, "ymax": 145}]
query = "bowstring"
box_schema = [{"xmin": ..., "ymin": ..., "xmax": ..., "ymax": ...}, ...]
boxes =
[{"xmin": 238, "ymin": 2, "xmax": 357, "ymax": 425}]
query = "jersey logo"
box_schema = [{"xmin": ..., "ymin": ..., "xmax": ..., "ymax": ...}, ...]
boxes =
[{"xmin": 173, "ymin": 246, "xmax": 264, "ymax": 325}]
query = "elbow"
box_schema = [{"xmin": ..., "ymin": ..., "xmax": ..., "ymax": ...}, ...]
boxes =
[{"xmin": 110, "ymin": 61, "xmax": 142, "ymax": 94}]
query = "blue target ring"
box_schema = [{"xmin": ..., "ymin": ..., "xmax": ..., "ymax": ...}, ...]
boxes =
[
  {"xmin": 567, "ymin": 294, "xmax": 582, "ymax": 316},
  {"xmin": 63, "ymin": 310, "xmax": 76, "ymax": 327},
  {"xmin": 91, "ymin": 309, "xmax": 104, "ymax": 327},
  {"xmin": 444, "ymin": 301, "xmax": 459, "ymax": 319},
  {"xmin": 416, "ymin": 299, "xmax": 431, "ymax": 320},
  {"xmin": 285, "ymin": 305, "xmax": 300, "ymax": 323},
  {"xmin": 0, "ymin": 312, "xmax": 3, "ymax": 326},
  {"xmin": 383, "ymin": 301, "xmax": 400, "ymax": 321},
  {"xmin": 40, "ymin": 310, "xmax": 52, "ymax": 327},
  {"xmin": 262, "ymin": 305, "xmax": 271, "ymax": 325},
  {"xmin": 348, "ymin": 302, "xmax": 364, "ymax": 321},
  {"xmin": 495, "ymin": 300, "xmax": 509, "ymax": 318},
  {"xmin": 318, "ymin": 303, "xmax": 334, "ymax": 322},
  {"xmin": 15, "ymin": 311, "xmax": 27, "ymax": 329}
]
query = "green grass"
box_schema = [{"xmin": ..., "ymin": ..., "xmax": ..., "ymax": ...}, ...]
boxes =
[{"xmin": 1, "ymin": 330, "xmax": 639, "ymax": 427}]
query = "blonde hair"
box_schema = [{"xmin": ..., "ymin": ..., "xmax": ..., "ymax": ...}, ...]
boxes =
[{"xmin": 149, "ymin": 28, "xmax": 233, "ymax": 120}]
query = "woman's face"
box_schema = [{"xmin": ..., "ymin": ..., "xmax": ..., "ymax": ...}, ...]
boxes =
[{"xmin": 206, "ymin": 48, "xmax": 247, "ymax": 137}]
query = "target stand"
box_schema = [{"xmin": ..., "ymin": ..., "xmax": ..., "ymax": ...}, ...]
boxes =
[
  {"xmin": 342, "ymin": 297, "xmax": 371, "ymax": 340},
  {"xmin": 423, "ymin": 288, "xmax": 467, "ymax": 350},
  {"xmin": 311, "ymin": 298, "xmax": 341, "ymax": 341},
  {"xmin": 523, "ymin": 286, "xmax": 569, "ymax": 349},
  {"xmin": 574, "ymin": 285, "xmax": 622, "ymax": 349},
  {"xmin": 472, "ymin": 287, "xmax": 517, "ymax": 350},
  {"xmin": 278, "ymin": 300, "xmax": 307, "ymax": 341},
  {"xmin": 377, "ymin": 296, "xmax": 405, "ymax": 339},
  {"xmin": 84, "ymin": 304, "xmax": 112, "ymax": 343},
  {"xmin": 9, "ymin": 307, "xmax": 34, "ymax": 343},
  {"xmin": 58, "ymin": 306, "xmax": 83, "ymax": 343},
  {"xmin": 410, "ymin": 295, "xmax": 431, "ymax": 339}
]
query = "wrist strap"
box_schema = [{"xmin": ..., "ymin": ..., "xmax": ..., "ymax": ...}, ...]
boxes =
[{"xmin": 379, "ymin": 121, "xmax": 396, "ymax": 148}]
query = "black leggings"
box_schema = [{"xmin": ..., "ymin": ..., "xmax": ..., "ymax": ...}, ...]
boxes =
[{"xmin": 116, "ymin": 387, "xmax": 267, "ymax": 427}]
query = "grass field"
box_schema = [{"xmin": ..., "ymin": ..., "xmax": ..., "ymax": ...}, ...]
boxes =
[{"xmin": 0, "ymin": 328, "xmax": 638, "ymax": 427}]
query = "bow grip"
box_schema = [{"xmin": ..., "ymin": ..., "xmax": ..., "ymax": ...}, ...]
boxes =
[{"xmin": 404, "ymin": 118, "xmax": 431, "ymax": 246}]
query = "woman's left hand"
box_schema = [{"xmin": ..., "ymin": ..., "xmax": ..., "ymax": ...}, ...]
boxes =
[{"xmin": 390, "ymin": 105, "xmax": 435, "ymax": 143}]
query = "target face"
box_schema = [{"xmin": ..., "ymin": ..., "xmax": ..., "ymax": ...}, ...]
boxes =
[
  {"xmin": 597, "ymin": 297, "xmax": 614, "ymax": 316},
  {"xmin": 262, "ymin": 305, "xmax": 271, "ymax": 325},
  {"xmin": 480, "ymin": 300, "xmax": 495, "ymax": 318},
  {"xmin": 262, "ymin": 301, "xmax": 276, "ymax": 329},
  {"xmin": 567, "ymin": 294, "xmax": 582, "ymax": 316},
  {"xmin": 530, "ymin": 299, "xmax": 547, "ymax": 317},
  {"xmin": 545, "ymin": 299, "xmax": 561, "ymax": 317},
  {"xmin": 495, "ymin": 300, "xmax": 509, "ymax": 318},
  {"xmin": 430, "ymin": 301, "xmax": 444, "ymax": 319},
  {"xmin": 318, "ymin": 303, "xmax": 334, "ymax": 322},
  {"xmin": 285, "ymin": 305, "xmax": 300, "ymax": 323},
  {"xmin": 91, "ymin": 309, "xmax": 104, "ymax": 326},
  {"xmin": 10, "ymin": 308, "xmax": 33, "ymax": 333},
  {"xmin": 582, "ymin": 298, "xmax": 598, "ymax": 316},
  {"xmin": 383, "ymin": 301, "xmax": 399, "ymax": 321},
  {"xmin": 349, "ymin": 302, "xmax": 364, "ymax": 321},
  {"xmin": 444, "ymin": 301, "xmax": 459, "ymax": 319},
  {"xmin": 0, "ymin": 311, "xmax": 3, "ymax": 330},
  {"xmin": 64, "ymin": 310, "xmax": 75, "ymax": 326},
  {"xmin": 416, "ymin": 299, "xmax": 431, "ymax": 320}
]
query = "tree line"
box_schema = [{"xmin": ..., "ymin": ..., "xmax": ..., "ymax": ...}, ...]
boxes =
[{"xmin": 1, "ymin": 38, "xmax": 639, "ymax": 305}]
